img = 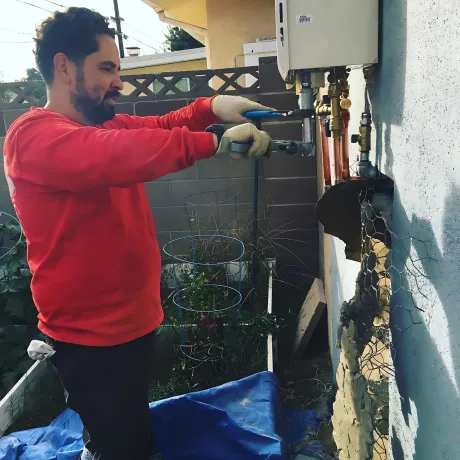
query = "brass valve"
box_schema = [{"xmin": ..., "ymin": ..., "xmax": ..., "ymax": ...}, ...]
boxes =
[
  {"xmin": 352, "ymin": 112, "xmax": 376, "ymax": 178},
  {"xmin": 328, "ymin": 85, "xmax": 342, "ymax": 139},
  {"xmin": 351, "ymin": 113, "xmax": 371, "ymax": 152},
  {"xmin": 316, "ymin": 103, "xmax": 331, "ymax": 117},
  {"xmin": 340, "ymin": 97, "xmax": 352, "ymax": 110}
]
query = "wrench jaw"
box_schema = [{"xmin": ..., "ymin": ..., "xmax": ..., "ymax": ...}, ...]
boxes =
[
  {"xmin": 205, "ymin": 124, "xmax": 315, "ymax": 157},
  {"xmin": 273, "ymin": 141, "xmax": 300, "ymax": 155},
  {"xmin": 273, "ymin": 140, "xmax": 314, "ymax": 156},
  {"xmin": 227, "ymin": 140, "xmax": 315, "ymax": 156}
]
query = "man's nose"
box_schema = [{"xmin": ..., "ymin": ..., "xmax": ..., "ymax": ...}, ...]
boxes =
[{"xmin": 112, "ymin": 75, "xmax": 124, "ymax": 91}]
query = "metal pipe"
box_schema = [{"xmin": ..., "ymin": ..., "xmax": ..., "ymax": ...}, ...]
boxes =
[
  {"xmin": 329, "ymin": 85, "xmax": 342, "ymax": 139},
  {"xmin": 309, "ymin": 117, "xmax": 316, "ymax": 151},
  {"xmin": 298, "ymin": 72, "xmax": 313, "ymax": 111},
  {"xmin": 112, "ymin": 0, "xmax": 125, "ymax": 58},
  {"xmin": 252, "ymin": 118, "xmax": 262, "ymax": 287},
  {"xmin": 298, "ymin": 71, "xmax": 315, "ymax": 149},
  {"xmin": 303, "ymin": 117, "xmax": 313, "ymax": 148},
  {"xmin": 267, "ymin": 259, "xmax": 275, "ymax": 373},
  {"xmin": 320, "ymin": 119, "xmax": 331, "ymax": 187},
  {"xmin": 333, "ymin": 137, "xmax": 343, "ymax": 184},
  {"xmin": 252, "ymin": 159, "xmax": 259, "ymax": 285},
  {"xmin": 341, "ymin": 111, "xmax": 350, "ymax": 181},
  {"xmin": 353, "ymin": 111, "xmax": 376, "ymax": 178}
]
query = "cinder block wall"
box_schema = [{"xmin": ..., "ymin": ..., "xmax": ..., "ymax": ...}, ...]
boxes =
[{"xmin": 0, "ymin": 58, "xmax": 318, "ymax": 288}]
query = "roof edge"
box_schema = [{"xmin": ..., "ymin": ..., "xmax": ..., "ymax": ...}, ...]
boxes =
[{"xmin": 121, "ymin": 47, "xmax": 207, "ymax": 70}]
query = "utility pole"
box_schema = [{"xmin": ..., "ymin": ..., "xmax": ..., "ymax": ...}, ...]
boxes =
[{"xmin": 112, "ymin": 0, "xmax": 125, "ymax": 58}]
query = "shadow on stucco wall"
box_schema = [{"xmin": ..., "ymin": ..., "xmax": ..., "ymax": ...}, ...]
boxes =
[
  {"xmin": 329, "ymin": 239, "xmax": 346, "ymax": 372},
  {"xmin": 389, "ymin": 185, "xmax": 460, "ymax": 459},
  {"xmin": 368, "ymin": 0, "xmax": 408, "ymax": 175},
  {"xmin": 368, "ymin": 0, "xmax": 460, "ymax": 458}
]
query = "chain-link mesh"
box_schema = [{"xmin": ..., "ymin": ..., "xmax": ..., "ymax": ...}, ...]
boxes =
[
  {"xmin": 331, "ymin": 182, "xmax": 433, "ymax": 459},
  {"xmin": 332, "ymin": 186, "xmax": 392, "ymax": 460}
]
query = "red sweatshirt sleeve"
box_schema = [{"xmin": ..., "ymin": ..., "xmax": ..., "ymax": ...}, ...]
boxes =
[
  {"xmin": 6, "ymin": 110, "xmax": 216, "ymax": 192},
  {"xmin": 110, "ymin": 97, "xmax": 218, "ymax": 132}
]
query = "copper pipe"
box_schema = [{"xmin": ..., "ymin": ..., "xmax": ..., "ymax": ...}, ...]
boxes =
[
  {"xmin": 333, "ymin": 137, "xmax": 343, "ymax": 184},
  {"xmin": 320, "ymin": 119, "xmax": 331, "ymax": 187},
  {"xmin": 342, "ymin": 115, "xmax": 350, "ymax": 181}
]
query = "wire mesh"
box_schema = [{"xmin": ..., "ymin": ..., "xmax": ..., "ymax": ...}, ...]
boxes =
[
  {"xmin": 332, "ymin": 182, "xmax": 434, "ymax": 459},
  {"xmin": 332, "ymin": 185, "xmax": 392, "ymax": 460},
  {"xmin": 162, "ymin": 234, "xmax": 245, "ymax": 362},
  {"xmin": 0, "ymin": 212, "xmax": 23, "ymax": 261}
]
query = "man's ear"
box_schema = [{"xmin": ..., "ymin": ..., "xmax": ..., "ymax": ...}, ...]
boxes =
[{"xmin": 53, "ymin": 53, "xmax": 72, "ymax": 84}]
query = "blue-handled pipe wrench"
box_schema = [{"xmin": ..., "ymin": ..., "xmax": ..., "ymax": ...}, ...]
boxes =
[
  {"xmin": 234, "ymin": 110, "xmax": 315, "ymax": 156},
  {"xmin": 243, "ymin": 108, "xmax": 314, "ymax": 120},
  {"xmin": 206, "ymin": 110, "xmax": 315, "ymax": 156}
]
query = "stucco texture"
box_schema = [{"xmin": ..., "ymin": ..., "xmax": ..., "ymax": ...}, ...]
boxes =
[
  {"xmin": 339, "ymin": 0, "xmax": 460, "ymax": 458},
  {"xmin": 205, "ymin": 0, "xmax": 276, "ymax": 69}
]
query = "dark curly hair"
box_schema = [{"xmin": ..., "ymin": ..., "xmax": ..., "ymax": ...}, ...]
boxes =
[{"xmin": 34, "ymin": 7, "xmax": 116, "ymax": 84}]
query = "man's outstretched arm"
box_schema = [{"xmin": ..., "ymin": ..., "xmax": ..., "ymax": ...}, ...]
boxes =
[
  {"xmin": 110, "ymin": 97, "xmax": 218, "ymax": 132},
  {"xmin": 107, "ymin": 96, "xmax": 276, "ymax": 132},
  {"xmin": 5, "ymin": 112, "xmax": 217, "ymax": 192}
]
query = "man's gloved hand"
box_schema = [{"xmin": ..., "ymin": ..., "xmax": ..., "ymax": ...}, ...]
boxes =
[
  {"xmin": 211, "ymin": 95, "xmax": 276, "ymax": 123},
  {"xmin": 215, "ymin": 123, "xmax": 272, "ymax": 160}
]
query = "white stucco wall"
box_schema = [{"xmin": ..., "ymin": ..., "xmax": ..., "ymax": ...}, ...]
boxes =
[
  {"xmin": 328, "ymin": 1, "xmax": 460, "ymax": 458},
  {"xmin": 326, "ymin": 235, "xmax": 360, "ymax": 373}
]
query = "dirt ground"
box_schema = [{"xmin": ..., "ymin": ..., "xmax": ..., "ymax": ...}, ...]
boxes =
[{"xmin": 274, "ymin": 290, "xmax": 338, "ymax": 458}]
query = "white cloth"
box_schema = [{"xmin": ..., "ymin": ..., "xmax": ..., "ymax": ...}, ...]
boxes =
[
  {"xmin": 27, "ymin": 339, "xmax": 56, "ymax": 361},
  {"xmin": 80, "ymin": 446, "xmax": 97, "ymax": 460}
]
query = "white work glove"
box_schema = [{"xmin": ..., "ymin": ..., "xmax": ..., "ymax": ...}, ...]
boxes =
[
  {"xmin": 27, "ymin": 340, "xmax": 55, "ymax": 361},
  {"xmin": 216, "ymin": 123, "xmax": 272, "ymax": 160},
  {"xmin": 211, "ymin": 95, "xmax": 276, "ymax": 123}
]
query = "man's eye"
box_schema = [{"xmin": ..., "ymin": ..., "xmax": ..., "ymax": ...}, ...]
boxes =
[{"xmin": 101, "ymin": 68, "xmax": 112, "ymax": 73}]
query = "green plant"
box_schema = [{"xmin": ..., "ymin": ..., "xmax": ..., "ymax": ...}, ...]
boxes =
[
  {"xmin": 0, "ymin": 220, "xmax": 37, "ymax": 399},
  {"xmin": 20, "ymin": 68, "xmax": 46, "ymax": 104},
  {"xmin": 163, "ymin": 26, "xmax": 204, "ymax": 52},
  {"xmin": 154, "ymin": 229, "xmax": 285, "ymax": 399},
  {"xmin": 154, "ymin": 262, "xmax": 285, "ymax": 396},
  {"xmin": 181, "ymin": 271, "xmax": 215, "ymax": 312}
]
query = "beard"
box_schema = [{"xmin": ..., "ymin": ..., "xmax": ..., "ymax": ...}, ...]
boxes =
[{"xmin": 71, "ymin": 68, "xmax": 119, "ymax": 125}]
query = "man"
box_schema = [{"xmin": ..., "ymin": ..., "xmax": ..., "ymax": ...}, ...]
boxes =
[{"xmin": 3, "ymin": 7, "xmax": 274, "ymax": 460}]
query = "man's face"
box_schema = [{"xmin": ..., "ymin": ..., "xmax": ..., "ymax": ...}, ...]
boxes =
[{"xmin": 70, "ymin": 35, "xmax": 123, "ymax": 125}]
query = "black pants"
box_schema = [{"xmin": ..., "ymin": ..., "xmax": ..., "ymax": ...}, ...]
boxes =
[{"xmin": 44, "ymin": 331, "xmax": 156, "ymax": 460}]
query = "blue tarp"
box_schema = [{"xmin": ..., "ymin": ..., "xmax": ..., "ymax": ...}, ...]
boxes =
[
  {"xmin": 0, "ymin": 372, "xmax": 286, "ymax": 459},
  {"xmin": 281, "ymin": 409, "xmax": 331, "ymax": 457},
  {"xmin": 0, "ymin": 371, "xmax": 329, "ymax": 459}
]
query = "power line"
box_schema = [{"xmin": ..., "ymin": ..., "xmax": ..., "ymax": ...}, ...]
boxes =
[
  {"xmin": 15, "ymin": 0, "xmax": 52, "ymax": 13},
  {"xmin": 0, "ymin": 41, "xmax": 33, "ymax": 44},
  {"xmin": 125, "ymin": 34, "xmax": 161, "ymax": 53},
  {"xmin": 0, "ymin": 27, "xmax": 33, "ymax": 36},
  {"xmin": 108, "ymin": 15, "xmax": 162, "ymax": 55},
  {"xmin": 40, "ymin": 0, "xmax": 65, "ymax": 7},
  {"xmin": 123, "ymin": 22, "xmax": 163, "ymax": 46}
]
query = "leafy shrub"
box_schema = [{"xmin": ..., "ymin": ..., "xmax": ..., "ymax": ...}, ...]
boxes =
[{"xmin": 0, "ymin": 220, "xmax": 37, "ymax": 399}]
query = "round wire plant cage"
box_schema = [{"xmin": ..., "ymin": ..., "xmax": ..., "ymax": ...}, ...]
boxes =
[
  {"xmin": 184, "ymin": 190, "xmax": 239, "ymax": 235},
  {"xmin": 0, "ymin": 212, "xmax": 23, "ymax": 261},
  {"xmin": 163, "ymin": 234, "xmax": 245, "ymax": 362}
]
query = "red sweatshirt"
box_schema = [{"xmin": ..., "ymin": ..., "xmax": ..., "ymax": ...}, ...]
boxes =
[{"xmin": 4, "ymin": 97, "xmax": 218, "ymax": 346}]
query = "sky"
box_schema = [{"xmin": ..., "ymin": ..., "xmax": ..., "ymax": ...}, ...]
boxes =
[{"xmin": 0, "ymin": 0, "xmax": 169, "ymax": 82}]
